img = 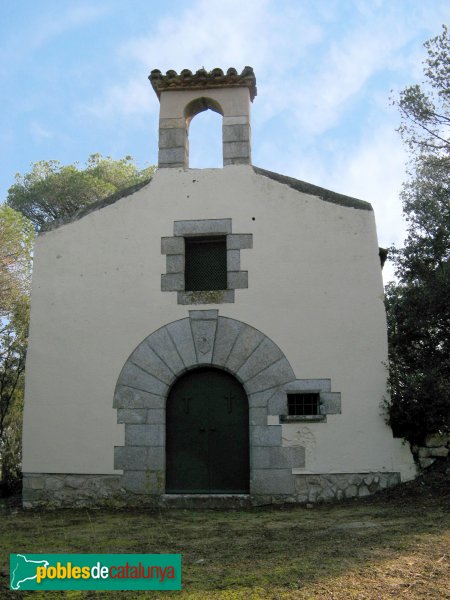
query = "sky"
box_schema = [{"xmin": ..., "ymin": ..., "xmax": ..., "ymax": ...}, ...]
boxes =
[{"xmin": 1, "ymin": 0, "xmax": 449, "ymax": 282}]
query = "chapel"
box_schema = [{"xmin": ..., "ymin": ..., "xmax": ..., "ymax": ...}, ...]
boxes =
[{"xmin": 22, "ymin": 67, "xmax": 416, "ymax": 507}]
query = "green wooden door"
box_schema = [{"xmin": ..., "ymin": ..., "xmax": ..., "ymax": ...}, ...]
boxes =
[{"xmin": 166, "ymin": 368, "xmax": 249, "ymax": 493}]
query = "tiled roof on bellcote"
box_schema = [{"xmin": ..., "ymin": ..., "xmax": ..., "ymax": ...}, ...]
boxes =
[{"xmin": 149, "ymin": 66, "xmax": 257, "ymax": 101}]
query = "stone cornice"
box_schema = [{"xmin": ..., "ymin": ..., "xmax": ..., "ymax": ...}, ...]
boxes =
[{"xmin": 149, "ymin": 67, "xmax": 257, "ymax": 101}]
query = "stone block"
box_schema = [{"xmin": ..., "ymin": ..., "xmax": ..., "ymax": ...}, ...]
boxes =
[
  {"xmin": 212, "ymin": 317, "xmax": 242, "ymax": 365},
  {"xmin": 223, "ymin": 141, "xmax": 250, "ymax": 159},
  {"xmin": 226, "ymin": 325, "xmax": 264, "ymax": 373},
  {"xmin": 227, "ymin": 233, "xmax": 253, "ymax": 250},
  {"xmin": 251, "ymin": 469, "xmax": 295, "ymax": 495},
  {"xmin": 158, "ymin": 147, "xmax": 185, "ymax": 166},
  {"xmin": 117, "ymin": 409, "xmax": 147, "ymax": 424},
  {"xmin": 161, "ymin": 237, "xmax": 185, "ymax": 255},
  {"xmin": 250, "ymin": 425, "xmax": 281, "ymax": 446},
  {"xmin": 227, "ymin": 271, "xmax": 248, "ymax": 289},
  {"xmin": 30, "ymin": 476, "xmax": 45, "ymax": 490},
  {"xmin": 419, "ymin": 458, "xmax": 436, "ymax": 469},
  {"xmin": 130, "ymin": 343, "xmax": 174, "ymax": 384},
  {"xmin": 267, "ymin": 415, "xmax": 280, "ymax": 425},
  {"xmin": 429, "ymin": 447, "xmax": 449, "ymax": 457},
  {"xmin": 45, "ymin": 477, "xmax": 64, "ymax": 491},
  {"xmin": 177, "ymin": 290, "xmax": 235, "ymax": 305},
  {"xmin": 285, "ymin": 379, "xmax": 331, "ymax": 393},
  {"xmin": 249, "ymin": 407, "xmax": 268, "ymax": 426},
  {"xmin": 358, "ymin": 485, "xmax": 371, "ymax": 497},
  {"xmin": 223, "ymin": 124, "xmax": 250, "ymax": 143},
  {"xmin": 320, "ymin": 392, "xmax": 341, "ymax": 415},
  {"xmin": 174, "ymin": 218, "xmax": 232, "ymax": 236},
  {"xmin": 166, "ymin": 254, "xmax": 184, "ymax": 274},
  {"xmin": 146, "ymin": 409, "xmax": 165, "ymax": 424},
  {"xmin": 166, "ymin": 318, "xmax": 197, "ymax": 368},
  {"xmin": 248, "ymin": 387, "xmax": 279, "ymax": 408},
  {"xmin": 223, "ymin": 116, "xmax": 249, "ymax": 126},
  {"xmin": 226, "ymin": 249, "xmax": 240, "ymax": 271},
  {"xmin": 22, "ymin": 475, "xmax": 32, "ymax": 489},
  {"xmin": 125, "ymin": 424, "xmax": 165, "ymax": 447},
  {"xmin": 345, "ymin": 484, "xmax": 358, "ymax": 498},
  {"xmin": 246, "ymin": 358, "xmax": 295, "ymax": 395},
  {"xmin": 191, "ymin": 318, "xmax": 217, "ymax": 363},
  {"xmin": 65, "ymin": 476, "xmax": 87, "ymax": 489},
  {"xmin": 159, "ymin": 127, "xmax": 185, "ymax": 149},
  {"xmin": 147, "ymin": 326, "xmax": 185, "ymax": 376},
  {"xmin": 189, "ymin": 310, "xmax": 218, "ymax": 320},
  {"xmin": 418, "ymin": 447, "xmax": 432, "ymax": 458},
  {"xmin": 159, "ymin": 117, "xmax": 185, "ymax": 129},
  {"xmin": 161, "ymin": 273, "xmax": 184, "ymax": 292},
  {"xmin": 224, "ymin": 156, "xmax": 251, "ymax": 166},
  {"xmin": 115, "ymin": 446, "xmax": 145, "ymax": 470},
  {"xmin": 237, "ymin": 337, "xmax": 284, "ymax": 383},
  {"xmin": 115, "ymin": 447, "xmax": 164, "ymax": 471},
  {"xmin": 122, "ymin": 471, "xmax": 146, "ymax": 493},
  {"xmin": 425, "ymin": 433, "xmax": 450, "ymax": 447},
  {"xmin": 114, "ymin": 386, "xmax": 165, "ymax": 409},
  {"xmin": 306, "ymin": 484, "xmax": 321, "ymax": 502},
  {"xmin": 130, "ymin": 470, "xmax": 164, "ymax": 494},
  {"xmin": 118, "ymin": 363, "xmax": 168, "ymax": 396}
]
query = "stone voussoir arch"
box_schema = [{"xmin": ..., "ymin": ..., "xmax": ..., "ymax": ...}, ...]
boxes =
[{"xmin": 113, "ymin": 309, "xmax": 301, "ymax": 497}]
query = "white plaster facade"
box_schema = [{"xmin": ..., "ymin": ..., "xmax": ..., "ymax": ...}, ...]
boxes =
[{"xmin": 22, "ymin": 68, "xmax": 416, "ymax": 507}]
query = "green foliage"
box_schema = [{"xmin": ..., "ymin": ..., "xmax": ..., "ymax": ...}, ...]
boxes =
[
  {"xmin": 0, "ymin": 205, "xmax": 34, "ymax": 314},
  {"xmin": 7, "ymin": 154, "xmax": 156, "ymax": 230},
  {"xmin": 1, "ymin": 154, "xmax": 155, "ymax": 490},
  {"xmin": 0, "ymin": 205, "xmax": 33, "ymax": 489},
  {"xmin": 0, "ymin": 297, "xmax": 29, "ymax": 492},
  {"xmin": 396, "ymin": 25, "xmax": 450, "ymax": 154},
  {"xmin": 386, "ymin": 26, "xmax": 450, "ymax": 445}
]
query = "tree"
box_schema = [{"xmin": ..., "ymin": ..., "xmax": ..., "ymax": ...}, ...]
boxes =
[
  {"xmin": 0, "ymin": 205, "xmax": 34, "ymax": 314},
  {"xmin": 7, "ymin": 154, "xmax": 156, "ymax": 230},
  {"xmin": 0, "ymin": 205, "xmax": 34, "ymax": 490},
  {"xmin": 0, "ymin": 297, "xmax": 29, "ymax": 490},
  {"xmin": 386, "ymin": 25, "xmax": 450, "ymax": 445}
]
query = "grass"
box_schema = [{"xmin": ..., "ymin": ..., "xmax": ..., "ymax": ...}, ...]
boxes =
[{"xmin": 0, "ymin": 464, "xmax": 448, "ymax": 599}]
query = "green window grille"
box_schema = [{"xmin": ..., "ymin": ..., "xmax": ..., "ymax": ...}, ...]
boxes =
[
  {"xmin": 288, "ymin": 393, "xmax": 320, "ymax": 416},
  {"xmin": 185, "ymin": 236, "xmax": 227, "ymax": 291}
]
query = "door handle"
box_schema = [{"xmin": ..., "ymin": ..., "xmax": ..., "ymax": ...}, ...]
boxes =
[
  {"xmin": 199, "ymin": 428, "xmax": 206, "ymax": 432},
  {"xmin": 209, "ymin": 427, "xmax": 216, "ymax": 432}
]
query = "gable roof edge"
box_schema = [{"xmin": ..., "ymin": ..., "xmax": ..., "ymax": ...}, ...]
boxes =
[
  {"xmin": 253, "ymin": 166, "xmax": 373, "ymax": 211},
  {"xmin": 40, "ymin": 178, "xmax": 153, "ymax": 235}
]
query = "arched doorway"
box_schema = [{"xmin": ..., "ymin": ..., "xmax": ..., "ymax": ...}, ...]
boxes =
[{"xmin": 166, "ymin": 367, "xmax": 249, "ymax": 494}]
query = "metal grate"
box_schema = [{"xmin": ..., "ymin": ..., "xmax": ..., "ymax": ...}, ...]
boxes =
[
  {"xmin": 185, "ymin": 236, "xmax": 227, "ymax": 291},
  {"xmin": 288, "ymin": 393, "xmax": 320, "ymax": 416}
]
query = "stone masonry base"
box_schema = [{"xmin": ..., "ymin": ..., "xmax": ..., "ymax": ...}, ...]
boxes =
[{"xmin": 22, "ymin": 471, "xmax": 401, "ymax": 508}]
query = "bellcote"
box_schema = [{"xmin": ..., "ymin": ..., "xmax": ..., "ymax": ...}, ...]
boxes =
[{"xmin": 149, "ymin": 67, "xmax": 257, "ymax": 169}]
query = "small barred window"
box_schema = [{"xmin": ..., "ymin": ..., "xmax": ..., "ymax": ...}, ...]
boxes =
[
  {"xmin": 288, "ymin": 393, "xmax": 320, "ymax": 416},
  {"xmin": 184, "ymin": 236, "xmax": 227, "ymax": 291}
]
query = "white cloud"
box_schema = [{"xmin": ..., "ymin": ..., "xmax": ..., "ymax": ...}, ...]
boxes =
[
  {"xmin": 85, "ymin": 77, "xmax": 154, "ymax": 119},
  {"xmin": 329, "ymin": 126, "xmax": 408, "ymax": 248},
  {"xmin": 29, "ymin": 121, "xmax": 53, "ymax": 141},
  {"xmin": 90, "ymin": 0, "xmax": 322, "ymax": 120},
  {"xmin": 0, "ymin": 4, "xmax": 110, "ymax": 74}
]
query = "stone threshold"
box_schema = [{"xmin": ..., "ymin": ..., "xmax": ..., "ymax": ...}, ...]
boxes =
[{"xmin": 161, "ymin": 494, "xmax": 252, "ymax": 508}]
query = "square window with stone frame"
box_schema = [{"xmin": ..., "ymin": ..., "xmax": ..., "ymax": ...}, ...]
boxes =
[
  {"xmin": 287, "ymin": 392, "xmax": 320, "ymax": 416},
  {"xmin": 184, "ymin": 236, "xmax": 227, "ymax": 291}
]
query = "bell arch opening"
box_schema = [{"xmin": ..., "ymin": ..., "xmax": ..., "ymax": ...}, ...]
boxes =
[
  {"xmin": 166, "ymin": 367, "xmax": 249, "ymax": 494},
  {"xmin": 184, "ymin": 97, "xmax": 224, "ymax": 168},
  {"xmin": 187, "ymin": 109, "xmax": 223, "ymax": 168}
]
